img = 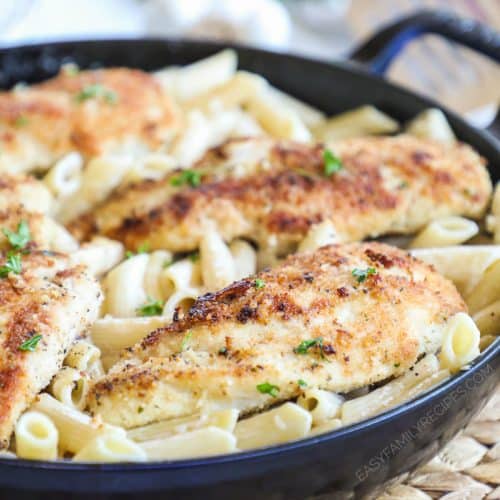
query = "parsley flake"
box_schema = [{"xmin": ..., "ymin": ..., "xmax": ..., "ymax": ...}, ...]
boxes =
[
  {"xmin": 323, "ymin": 149, "xmax": 343, "ymax": 176},
  {"xmin": 76, "ymin": 84, "xmax": 118, "ymax": 104},
  {"xmin": 351, "ymin": 267, "xmax": 377, "ymax": 283},
  {"xmin": 3, "ymin": 220, "xmax": 31, "ymax": 250},
  {"xmin": 294, "ymin": 337, "xmax": 324, "ymax": 355},
  {"xmin": 126, "ymin": 242, "xmax": 149, "ymax": 259},
  {"xmin": 254, "ymin": 278, "xmax": 265, "ymax": 289},
  {"xmin": 14, "ymin": 116, "xmax": 29, "ymax": 127},
  {"xmin": 19, "ymin": 334, "xmax": 42, "ymax": 352},
  {"xmin": 298, "ymin": 379, "xmax": 308, "ymax": 388},
  {"xmin": 137, "ymin": 298, "xmax": 164, "ymax": 317},
  {"xmin": 188, "ymin": 251, "xmax": 199, "ymax": 263},
  {"xmin": 170, "ymin": 170, "xmax": 202, "ymax": 188},
  {"xmin": 181, "ymin": 331, "xmax": 193, "ymax": 351},
  {"xmin": 257, "ymin": 382, "xmax": 280, "ymax": 397},
  {"xmin": 0, "ymin": 253, "xmax": 22, "ymax": 278}
]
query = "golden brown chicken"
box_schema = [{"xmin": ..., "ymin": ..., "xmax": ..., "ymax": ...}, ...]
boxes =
[
  {"xmin": 70, "ymin": 135, "xmax": 491, "ymax": 257},
  {"xmin": 0, "ymin": 67, "xmax": 180, "ymax": 173},
  {"xmin": 0, "ymin": 252, "xmax": 102, "ymax": 448},
  {"xmin": 87, "ymin": 242, "xmax": 465, "ymax": 428}
]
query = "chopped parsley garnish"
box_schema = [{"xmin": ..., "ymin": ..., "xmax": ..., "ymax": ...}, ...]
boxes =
[
  {"xmin": 3, "ymin": 220, "xmax": 31, "ymax": 250},
  {"xmin": 294, "ymin": 337, "xmax": 324, "ymax": 356},
  {"xmin": 181, "ymin": 331, "xmax": 193, "ymax": 351},
  {"xmin": 254, "ymin": 278, "xmax": 265, "ymax": 289},
  {"xmin": 76, "ymin": 84, "xmax": 118, "ymax": 104},
  {"xmin": 257, "ymin": 382, "xmax": 279, "ymax": 397},
  {"xmin": 351, "ymin": 267, "xmax": 377, "ymax": 283},
  {"xmin": 323, "ymin": 149, "xmax": 343, "ymax": 176},
  {"xmin": 19, "ymin": 334, "xmax": 42, "ymax": 352},
  {"xmin": 298, "ymin": 379, "xmax": 308, "ymax": 388},
  {"xmin": 137, "ymin": 298, "xmax": 164, "ymax": 317},
  {"xmin": 218, "ymin": 347, "xmax": 228, "ymax": 355},
  {"xmin": 188, "ymin": 251, "xmax": 199, "ymax": 263},
  {"xmin": 0, "ymin": 253, "xmax": 22, "ymax": 278},
  {"xmin": 394, "ymin": 363, "xmax": 401, "ymax": 368},
  {"xmin": 14, "ymin": 116, "xmax": 29, "ymax": 127},
  {"xmin": 170, "ymin": 170, "xmax": 202, "ymax": 188},
  {"xmin": 125, "ymin": 242, "xmax": 149, "ymax": 259}
]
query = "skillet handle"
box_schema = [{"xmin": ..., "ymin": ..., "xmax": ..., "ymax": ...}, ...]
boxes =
[{"xmin": 349, "ymin": 9, "xmax": 500, "ymax": 74}]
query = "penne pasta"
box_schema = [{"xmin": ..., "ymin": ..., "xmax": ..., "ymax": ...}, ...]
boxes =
[
  {"xmin": 409, "ymin": 216, "xmax": 478, "ymax": 248},
  {"xmin": 473, "ymin": 300, "xmax": 500, "ymax": 337},
  {"xmin": 128, "ymin": 409, "xmax": 239, "ymax": 442},
  {"xmin": 313, "ymin": 105, "xmax": 399, "ymax": 142},
  {"xmin": 298, "ymin": 221, "xmax": 339, "ymax": 252},
  {"xmin": 49, "ymin": 367, "xmax": 90, "ymax": 410},
  {"xmin": 410, "ymin": 246, "xmax": 500, "ymax": 296},
  {"xmin": 405, "ymin": 108, "xmax": 456, "ymax": 144},
  {"xmin": 65, "ymin": 340, "xmax": 103, "ymax": 378},
  {"xmin": 234, "ymin": 403, "xmax": 312, "ymax": 451},
  {"xmin": 140, "ymin": 427, "xmax": 237, "ymax": 461},
  {"xmin": 230, "ymin": 239, "xmax": 257, "ymax": 280},
  {"xmin": 74, "ymin": 434, "xmax": 146, "ymax": 463},
  {"xmin": 465, "ymin": 259, "xmax": 500, "ymax": 314},
  {"xmin": 297, "ymin": 389, "xmax": 343, "ymax": 425},
  {"xmin": 31, "ymin": 394, "xmax": 125, "ymax": 454},
  {"xmin": 15, "ymin": 411, "xmax": 58, "ymax": 461},
  {"xmin": 70, "ymin": 236, "xmax": 124, "ymax": 277},
  {"xmin": 309, "ymin": 418, "xmax": 343, "ymax": 437},
  {"xmin": 439, "ymin": 313, "xmax": 480, "ymax": 372},
  {"xmin": 341, "ymin": 355, "xmax": 439, "ymax": 424},
  {"xmin": 144, "ymin": 250, "xmax": 173, "ymax": 301},
  {"xmin": 200, "ymin": 227, "xmax": 235, "ymax": 291}
]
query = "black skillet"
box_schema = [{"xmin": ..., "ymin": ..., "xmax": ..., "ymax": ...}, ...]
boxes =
[{"xmin": 0, "ymin": 10, "xmax": 499, "ymax": 500}]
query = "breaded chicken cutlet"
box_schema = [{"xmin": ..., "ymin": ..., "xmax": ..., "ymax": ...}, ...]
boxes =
[
  {"xmin": 0, "ymin": 67, "xmax": 180, "ymax": 174},
  {"xmin": 0, "ymin": 252, "xmax": 101, "ymax": 448},
  {"xmin": 69, "ymin": 135, "xmax": 491, "ymax": 256},
  {"xmin": 87, "ymin": 242, "xmax": 465, "ymax": 428}
]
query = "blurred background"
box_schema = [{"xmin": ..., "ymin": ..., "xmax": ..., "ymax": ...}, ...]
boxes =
[{"xmin": 1, "ymin": 0, "xmax": 498, "ymax": 127}]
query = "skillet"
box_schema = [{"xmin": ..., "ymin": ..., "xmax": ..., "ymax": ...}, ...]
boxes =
[{"xmin": 0, "ymin": 10, "xmax": 499, "ymax": 500}]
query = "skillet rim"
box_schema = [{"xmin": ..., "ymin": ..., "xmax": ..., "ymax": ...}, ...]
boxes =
[{"xmin": 0, "ymin": 36, "xmax": 498, "ymax": 476}]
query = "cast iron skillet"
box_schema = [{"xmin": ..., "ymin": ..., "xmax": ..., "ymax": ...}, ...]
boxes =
[{"xmin": 0, "ymin": 10, "xmax": 499, "ymax": 500}]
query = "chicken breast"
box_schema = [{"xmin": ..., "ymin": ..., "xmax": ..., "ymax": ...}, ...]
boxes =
[
  {"xmin": 87, "ymin": 242, "xmax": 465, "ymax": 428},
  {"xmin": 0, "ymin": 207, "xmax": 78, "ymax": 254},
  {"xmin": 70, "ymin": 135, "xmax": 491, "ymax": 256},
  {"xmin": 0, "ymin": 68, "xmax": 180, "ymax": 174},
  {"xmin": 0, "ymin": 251, "xmax": 102, "ymax": 448},
  {"xmin": 0, "ymin": 174, "xmax": 53, "ymax": 214}
]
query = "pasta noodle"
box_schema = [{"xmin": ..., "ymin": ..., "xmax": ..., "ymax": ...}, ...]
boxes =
[
  {"xmin": 144, "ymin": 250, "xmax": 174, "ymax": 301},
  {"xmin": 405, "ymin": 108, "xmax": 456, "ymax": 144},
  {"xmin": 139, "ymin": 427, "xmax": 237, "ymax": 461},
  {"xmin": 31, "ymin": 394, "xmax": 125, "ymax": 454},
  {"xmin": 465, "ymin": 259, "xmax": 500, "ymax": 314},
  {"xmin": 15, "ymin": 411, "xmax": 58, "ymax": 461},
  {"xmin": 439, "ymin": 312, "xmax": 480, "ymax": 372},
  {"xmin": 297, "ymin": 389, "xmax": 343, "ymax": 425},
  {"xmin": 70, "ymin": 236, "xmax": 124, "ymax": 277},
  {"xmin": 65, "ymin": 340, "xmax": 104, "ymax": 379},
  {"xmin": 298, "ymin": 221, "xmax": 339, "ymax": 252},
  {"xmin": 43, "ymin": 152, "xmax": 83, "ymax": 198},
  {"xmin": 230, "ymin": 239, "xmax": 257, "ymax": 280},
  {"xmin": 200, "ymin": 227, "xmax": 235, "ymax": 291},
  {"xmin": 74, "ymin": 434, "xmax": 146, "ymax": 463},
  {"xmin": 409, "ymin": 216, "xmax": 478, "ymax": 248},
  {"xmin": 234, "ymin": 402, "xmax": 312, "ymax": 450},
  {"xmin": 341, "ymin": 355, "xmax": 439, "ymax": 424},
  {"xmin": 313, "ymin": 105, "xmax": 399, "ymax": 142},
  {"xmin": 128, "ymin": 409, "xmax": 239, "ymax": 442},
  {"xmin": 473, "ymin": 300, "xmax": 500, "ymax": 337},
  {"xmin": 49, "ymin": 367, "xmax": 90, "ymax": 410}
]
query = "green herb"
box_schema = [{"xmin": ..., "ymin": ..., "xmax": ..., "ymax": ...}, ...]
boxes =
[
  {"xmin": 294, "ymin": 337, "xmax": 323, "ymax": 355},
  {"xmin": 137, "ymin": 406, "xmax": 144, "ymax": 414},
  {"xmin": 323, "ymin": 149, "xmax": 343, "ymax": 176},
  {"xmin": 394, "ymin": 363, "xmax": 401, "ymax": 368},
  {"xmin": 137, "ymin": 298, "xmax": 164, "ymax": 317},
  {"xmin": 181, "ymin": 331, "xmax": 193, "ymax": 351},
  {"xmin": 188, "ymin": 251, "xmax": 199, "ymax": 263},
  {"xmin": 76, "ymin": 84, "xmax": 118, "ymax": 104},
  {"xmin": 170, "ymin": 170, "xmax": 202, "ymax": 188},
  {"xmin": 125, "ymin": 242, "xmax": 149, "ymax": 258},
  {"xmin": 351, "ymin": 267, "xmax": 377, "ymax": 283},
  {"xmin": 218, "ymin": 347, "xmax": 228, "ymax": 355},
  {"xmin": 3, "ymin": 220, "xmax": 31, "ymax": 250},
  {"xmin": 398, "ymin": 181, "xmax": 409, "ymax": 189},
  {"xmin": 19, "ymin": 334, "xmax": 42, "ymax": 352},
  {"xmin": 0, "ymin": 253, "xmax": 22, "ymax": 278},
  {"xmin": 298, "ymin": 379, "xmax": 308, "ymax": 388},
  {"xmin": 254, "ymin": 278, "xmax": 265, "ymax": 289},
  {"xmin": 256, "ymin": 382, "xmax": 280, "ymax": 397},
  {"xmin": 14, "ymin": 116, "xmax": 29, "ymax": 127},
  {"xmin": 163, "ymin": 259, "xmax": 173, "ymax": 268}
]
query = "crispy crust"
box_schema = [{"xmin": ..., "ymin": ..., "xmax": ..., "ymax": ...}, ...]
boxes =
[
  {"xmin": 87, "ymin": 242, "xmax": 466, "ymax": 428},
  {"xmin": 70, "ymin": 135, "xmax": 491, "ymax": 255},
  {"xmin": 0, "ymin": 252, "xmax": 102, "ymax": 447},
  {"xmin": 0, "ymin": 68, "xmax": 180, "ymax": 172}
]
